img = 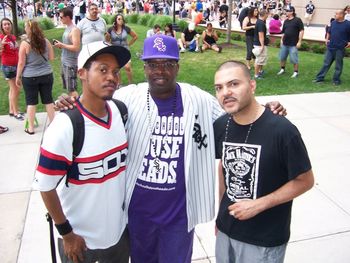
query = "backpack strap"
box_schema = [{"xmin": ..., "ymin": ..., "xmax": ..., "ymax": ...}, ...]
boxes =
[
  {"xmin": 63, "ymin": 107, "xmax": 85, "ymax": 187},
  {"xmin": 112, "ymin": 99, "xmax": 128, "ymax": 125}
]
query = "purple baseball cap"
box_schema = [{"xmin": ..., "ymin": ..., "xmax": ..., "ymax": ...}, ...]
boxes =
[{"xmin": 142, "ymin": 35, "xmax": 179, "ymax": 61}]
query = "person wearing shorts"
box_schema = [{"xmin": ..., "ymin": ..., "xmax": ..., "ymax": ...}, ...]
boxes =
[
  {"xmin": 304, "ymin": 1, "xmax": 315, "ymax": 27},
  {"xmin": 277, "ymin": 6, "xmax": 304, "ymax": 78},
  {"xmin": 0, "ymin": 18, "xmax": 24, "ymax": 120},
  {"xmin": 16, "ymin": 20, "xmax": 55, "ymax": 135},
  {"xmin": 252, "ymin": 10, "xmax": 269, "ymax": 79},
  {"xmin": 53, "ymin": 8, "xmax": 80, "ymax": 97}
]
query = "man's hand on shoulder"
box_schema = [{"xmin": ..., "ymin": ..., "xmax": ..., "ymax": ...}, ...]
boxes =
[
  {"xmin": 265, "ymin": 101, "xmax": 287, "ymax": 116},
  {"xmin": 54, "ymin": 93, "xmax": 77, "ymax": 111}
]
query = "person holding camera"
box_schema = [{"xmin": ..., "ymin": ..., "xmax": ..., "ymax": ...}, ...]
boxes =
[{"xmin": 53, "ymin": 8, "xmax": 81, "ymax": 98}]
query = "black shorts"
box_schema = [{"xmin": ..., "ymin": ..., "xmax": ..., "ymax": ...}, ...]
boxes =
[{"xmin": 22, "ymin": 73, "xmax": 54, "ymax": 105}]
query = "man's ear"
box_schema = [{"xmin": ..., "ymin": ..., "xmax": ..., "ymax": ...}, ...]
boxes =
[
  {"xmin": 78, "ymin": 68, "xmax": 87, "ymax": 81},
  {"xmin": 250, "ymin": 79, "xmax": 257, "ymax": 94}
]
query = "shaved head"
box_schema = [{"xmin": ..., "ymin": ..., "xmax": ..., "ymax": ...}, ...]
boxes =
[{"xmin": 216, "ymin": 60, "xmax": 251, "ymax": 80}]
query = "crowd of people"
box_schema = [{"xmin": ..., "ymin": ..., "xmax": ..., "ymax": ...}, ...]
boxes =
[
  {"xmin": 1, "ymin": 1, "xmax": 349, "ymax": 263},
  {"xmin": 0, "ymin": 2, "xmax": 348, "ymax": 125}
]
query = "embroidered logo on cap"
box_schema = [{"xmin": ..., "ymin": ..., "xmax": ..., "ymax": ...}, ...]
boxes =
[{"xmin": 153, "ymin": 37, "xmax": 166, "ymax": 52}]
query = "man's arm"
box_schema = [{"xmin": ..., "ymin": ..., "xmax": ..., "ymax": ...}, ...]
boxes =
[
  {"xmin": 181, "ymin": 32, "xmax": 186, "ymax": 45},
  {"xmin": 218, "ymin": 160, "xmax": 225, "ymax": 204},
  {"xmin": 16, "ymin": 41, "xmax": 28, "ymax": 87},
  {"xmin": 258, "ymin": 31, "xmax": 265, "ymax": 50},
  {"xmin": 54, "ymin": 27, "xmax": 81, "ymax": 52},
  {"xmin": 41, "ymin": 190, "xmax": 87, "ymax": 263},
  {"xmin": 228, "ymin": 170, "xmax": 314, "ymax": 220},
  {"xmin": 297, "ymin": 28, "xmax": 304, "ymax": 49}
]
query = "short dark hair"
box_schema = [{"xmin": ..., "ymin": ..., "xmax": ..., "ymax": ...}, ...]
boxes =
[
  {"xmin": 60, "ymin": 8, "xmax": 73, "ymax": 20},
  {"xmin": 154, "ymin": 24, "xmax": 161, "ymax": 29},
  {"xmin": 89, "ymin": 3, "xmax": 98, "ymax": 9},
  {"xmin": 273, "ymin": 14, "xmax": 280, "ymax": 20},
  {"xmin": 216, "ymin": 60, "xmax": 251, "ymax": 80}
]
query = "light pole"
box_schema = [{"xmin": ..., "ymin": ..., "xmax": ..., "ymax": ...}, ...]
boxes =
[{"xmin": 172, "ymin": 0, "xmax": 179, "ymax": 31}]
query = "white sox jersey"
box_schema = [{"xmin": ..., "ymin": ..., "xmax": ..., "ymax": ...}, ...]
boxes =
[{"xmin": 33, "ymin": 100, "xmax": 128, "ymax": 249}]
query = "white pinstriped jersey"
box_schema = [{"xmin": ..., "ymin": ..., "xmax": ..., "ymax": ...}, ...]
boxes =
[
  {"xmin": 115, "ymin": 83, "xmax": 224, "ymax": 231},
  {"xmin": 33, "ymin": 100, "xmax": 128, "ymax": 249}
]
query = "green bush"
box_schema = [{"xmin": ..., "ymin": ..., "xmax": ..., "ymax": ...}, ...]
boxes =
[
  {"xmin": 153, "ymin": 16, "xmax": 173, "ymax": 28},
  {"xmin": 231, "ymin": 33, "xmax": 242, "ymax": 41},
  {"xmin": 196, "ymin": 27, "xmax": 204, "ymax": 34},
  {"xmin": 176, "ymin": 19, "xmax": 188, "ymax": 32},
  {"xmin": 17, "ymin": 20, "xmax": 25, "ymax": 35},
  {"xmin": 101, "ymin": 14, "xmax": 114, "ymax": 25},
  {"xmin": 147, "ymin": 16, "xmax": 157, "ymax": 28},
  {"xmin": 299, "ymin": 41, "xmax": 310, "ymax": 51},
  {"xmin": 345, "ymin": 48, "xmax": 350, "ymax": 57},
  {"xmin": 38, "ymin": 17, "xmax": 55, "ymax": 30},
  {"xmin": 138, "ymin": 14, "xmax": 153, "ymax": 26},
  {"xmin": 127, "ymin": 14, "xmax": 139, "ymax": 24},
  {"xmin": 311, "ymin": 44, "xmax": 326, "ymax": 54}
]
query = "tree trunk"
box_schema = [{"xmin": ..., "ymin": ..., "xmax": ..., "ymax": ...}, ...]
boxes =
[
  {"xmin": 9, "ymin": 0, "xmax": 18, "ymax": 36},
  {"xmin": 225, "ymin": 0, "xmax": 233, "ymax": 44}
]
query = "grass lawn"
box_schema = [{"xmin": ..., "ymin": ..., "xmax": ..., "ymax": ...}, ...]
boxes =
[{"xmin": 0, "ymin": 24, "xmax": 349, "ymax": 115}]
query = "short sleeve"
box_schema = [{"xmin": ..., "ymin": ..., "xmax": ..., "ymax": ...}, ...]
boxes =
[
  {"xmin": 281, "ymin": 129, "xmax": 312, "ymax": 181},
  {"xmin": 33, "ymin": 113, "xmax": 74, "ymax": 191},
  {"xmin": 125, "ymin": 25, "xmax": 131, "ymax": 34}
]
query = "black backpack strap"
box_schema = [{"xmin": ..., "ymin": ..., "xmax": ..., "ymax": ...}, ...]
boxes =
[
  {"xmin": 46, "ymin": 213, "xmax": 57, "ymax": 263},
  {"xmin": 112, "ymin": 99, "xmax": 128, "ymax": 126},
  {"xmin": 63, "ymin": 108, "xmax": 85, "ymax": 186}
]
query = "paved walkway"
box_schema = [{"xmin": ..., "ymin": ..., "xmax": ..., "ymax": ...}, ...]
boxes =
[{"xmin": 1, "ymin": 91, "xmax": 350, "ymax": 262}]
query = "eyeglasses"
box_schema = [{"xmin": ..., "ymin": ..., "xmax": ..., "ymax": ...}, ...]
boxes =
[{"xmin": 145, "ymin": 62, "xmax": 178, "ymax": 70}]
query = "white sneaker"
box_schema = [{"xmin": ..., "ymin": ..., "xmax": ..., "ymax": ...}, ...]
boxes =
[
  {"xmin": 291, "ymin": 72, "xmax": 299, "ymax": 78},
  {"xmin": 180, "ymin": 48, "xmax": 186, "ymax": 53},
  {"xmin": 277, "ymin": 69, "xmax": 285, "ymax": 75}
]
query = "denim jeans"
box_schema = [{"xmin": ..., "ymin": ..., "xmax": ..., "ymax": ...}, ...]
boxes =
[{"xmin": 316, "ymin": 48, "xmax": 345, "ymax": 84}]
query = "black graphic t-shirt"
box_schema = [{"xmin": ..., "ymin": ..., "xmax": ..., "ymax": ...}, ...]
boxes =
[{"xmin": 214, "ymin": 109, "xmax": 312, "ymax": 247}]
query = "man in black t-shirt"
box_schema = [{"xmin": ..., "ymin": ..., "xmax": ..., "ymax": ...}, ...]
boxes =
[
  {"xmin": 252, "ymin": 9, "xmax": 268, "ymax": 79},
  {"xmin": 277, "ymin": 6, "xmax": 304, "ymax": 78},
  {"xmin": 213, "ymin": 60, "xmax": 314, "ymax": 263},
  {"xmin": 178, "ymin": 22, "xmax": 201, "ymax": 52}
]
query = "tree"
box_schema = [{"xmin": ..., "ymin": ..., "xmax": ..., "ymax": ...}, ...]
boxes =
[{"xmin": 225, "ymin": 0, "xmax": 233, "ymax": 44}]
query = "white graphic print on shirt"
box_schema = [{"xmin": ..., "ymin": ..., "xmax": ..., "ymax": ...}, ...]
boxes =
[
  {"xmin": 137, "ymin": 115, "xmax": 184, "ymax": 189},
  {"xmin": 222, "ymin": 142, "xmax": 261, "ymax": 202}
]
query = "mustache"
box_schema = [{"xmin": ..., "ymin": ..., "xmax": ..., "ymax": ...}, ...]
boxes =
[
  {"xmin": 102, "ymin": 81, "xmax": 118, "ymax": 89},
  {"xmin": 223, "ymin": 96, "xmax": 237, "ymax": 102}
]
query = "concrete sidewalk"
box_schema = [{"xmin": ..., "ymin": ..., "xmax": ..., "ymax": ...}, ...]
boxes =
[{"xmin": 1, "ymin": 92, "xmax": 350, "ymax": 263}]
